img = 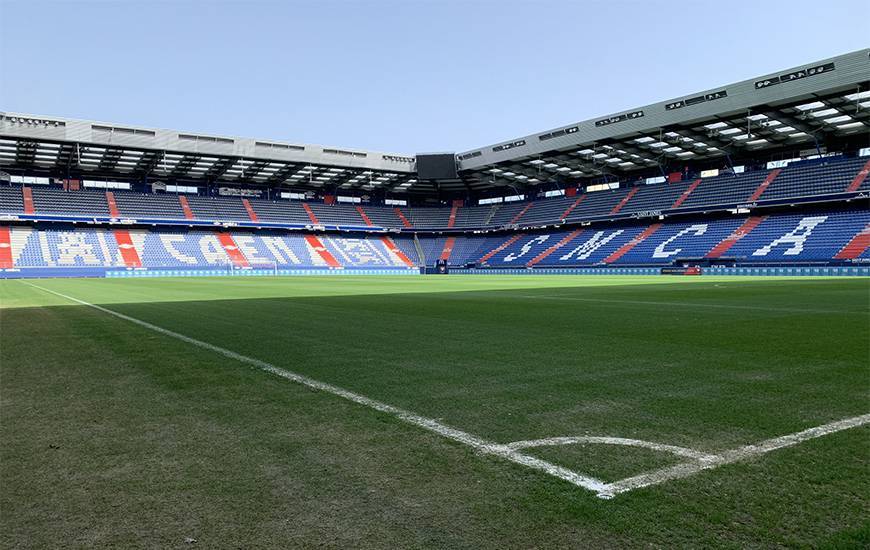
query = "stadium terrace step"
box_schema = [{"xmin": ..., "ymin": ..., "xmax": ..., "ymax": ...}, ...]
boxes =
[
  {"xmin": 381, "ymin": 236, "xmax": 415, "ymax": 266},
  {"xmin": 178, "ymin": 196, "xmax": 195, "ymax": 220},
  {"xmin": 22, "ymin": 187, "xmax": 34, "ymax": 215},
  {"xmin": 395, "ymin": 207, "xmax": 413, "ymax": 228},
  {"xmin": 105, "ymin": 192, "xmax": 121, "ymax": 218},
  {"xmin": 440, "ymin": 237, "xmax": 456, "ymax": 261},
  {"xmin": 603, "ymin": 224, "xmax": 662, "ymax": 263},
  {"xmin": 705, "ymin": 216, "xmax": 767, "ymax": 258},
  {"xmin": 356, "ymin": 205, "xmax": 374, "ymax": 226},
  {"xmin": 834, "ymin": 223, "xmax": 870, "ymax": 259},
  {"xmin": 845, "ymin": 159, "xmax": 870, "ymax": 193},
  {"xmin": 302, "ymin": 203, "xmax": 320, "ymax": 224},
  {"xmin": 447, "ymin": 204, "xmax": 460, "ymax": 228},
  {"xmin": 671, "ymin": 179, "xmax": 702, "ymax": 209},
  {"xmin": 510, "ymin": 203, "xmax": 533, "ymax": 225},
  {"xmin": 303, "ymin": 234, "xmax": 340, "ymax": 267},
  {"xmin": 112, "ymin": 229, "xmax": 142, "ymax": 267},
  {"xmin": 242, "ymin": 199, "xmax": 259, "ymax": 222},
  {"xmin": 479, "ymin": 234, "xmax": 523, "ymax": 263},
  {"xmin": 216, "ymin": 232, "xmax": 249, "ymax": 267},
  {"xmin": 610, "ymin": 186, "xmax": 640, "ymax": 215},
  {"xmin": 0, "ymin": 226, "xmax": 12, "ymax": 268},
  {"xmin": 746, "ymin": 169, "xmax": 782, "ymax": 202},
  {"xmin": 527, "ymin": 229, "xmax": 584, "ymax": 266},
  {"xmin": 560, "ymin": 195, "xmax": 586, "ymax": 220}
]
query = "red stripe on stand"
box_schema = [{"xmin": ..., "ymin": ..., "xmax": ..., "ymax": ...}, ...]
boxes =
[
  {"xmin": 845, "ymin": 159, "xmax": 870, "ymax": 193},
  {"xmin": 447, "ymin": 204, "xmax": 459, "ymax": 228},
  {"xmin": 302, "ymin": 203, "xmax": 320, "ymax": 224},
  {"xmin": 603, "ymin": 224, "xmax": 663, "ymax": 264},
  {"xmin": 395, "ymin": 208, "xmax": 413, "ymax": 228},
  {"xmin": 304, "ymin": 234, "xmax": 340, "ymax": 267},
  {"xmin": 746, "ymin": 169, "xmax": 781, "ymax": 202},
  {"xmin": 242, "ymin": 199, "xmax": 259, "ymax": 222},
  {"xmin": 527, "ymin": 229, "xmax": 583, "ymax": 267},
  {"xmin": 610, "ymin": 187, "xmax": 639, "ymax": 214},
  {"xmin": 113, "ymin": 229, "xmax": 142, "ymax": 267},
  {"xmin": 22, "ymin": 187, "xmax": 34, "ymax": 214},
  {"xmin": 106, "ymin": 191, "xmax": 121, "ymax": 217},
  {"xmin": 216, "ymin": 232, "xmax": 249, "ymax": 267},
  {"xmin": 479, "ymin": 234, "xmax": 523, "ymax": 262},
  {"xmin": 704, "ymin": 216, "xmax": 767, "ymax": 259},
  {"xmin": 381, "ymin": 236, "xmax": 414, "ymax": 266},
  {"xmin": 671, "ymin": 179, "xmax": 702, "ymax": 209},
  {"xmin": 439, "ymin": 237, "xmax": 456, "ymax": 261},
  {"xmin": 834, "ymin": 223, "xmax": 870, "ymax": 260},
  {"xmin": 356, "ymin": 205, "xmax": 374, "ymax": 226},
  {"xmin": 509, "ymin": 203, "xmax": 533, "ymax": 225},
  {"xmin": 0, "ymin": 227, "xmax": 13, "ymax": 268},
  {"xmin": 559, "ymin": 195, "xmax": 586, "ymax": 220},
  {"xmin": 178, "ymin": 196, "xmax": 195, "ymax": 220}
]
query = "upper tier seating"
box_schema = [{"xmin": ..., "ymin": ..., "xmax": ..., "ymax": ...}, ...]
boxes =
[
  {"xmin": 0, "ymin": 186, "xmax": 24, "ymax": 213},
  {"xmin": 246, "ymin": 199, "xmax": 311, "ymax": 224},
  {"xmin": 1, "ymin": 154, "xmax": 866, "ymax": 229},
  {"xmin": 31, "ymin": 187, "xmax": 110, "ymax": 216},
  {"xmin": 114, "ymin": 191, "xmax": 186, "ymax": 219}
]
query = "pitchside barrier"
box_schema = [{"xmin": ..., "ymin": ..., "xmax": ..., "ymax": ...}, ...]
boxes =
[
  {"xmin": 2, "ymin": 265, "xmax": 868, "ymax": 279},
  {"xmin": 450, "ymin": 266, "xmax": 870, "ymax": 276},
  {"xmin": 0, "ymin": 266, "xmax": 420, "ymax": 279}
]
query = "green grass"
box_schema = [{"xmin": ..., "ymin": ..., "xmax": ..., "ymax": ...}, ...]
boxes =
[{"xmin": 1, "ymin": 275, "xmax": 868, "ymax": 548}]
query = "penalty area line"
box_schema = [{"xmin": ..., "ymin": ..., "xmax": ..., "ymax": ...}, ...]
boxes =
[{"xmin": 21, "ymin": 281, "xmax": 609, "ymax": 495}]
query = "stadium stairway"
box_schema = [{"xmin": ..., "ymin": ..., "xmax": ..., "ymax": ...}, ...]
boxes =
[
  {"xmin": 705, "ymin": 216, "xmax": 767, "ymax": 259},
  {"xmin": 0, "ymin": 226, "xmax": 12, "ymax": 268},
  {"xmin": 845, "ymin": 158, "xmax": 870, "ymax": 192},
  {"xmin": 527, "ymin": 230, "xmax": 583, "ymax": 266},
  {"xmin": 302, "ymin": 203, "xmax": 320, "ymax": 224},
  {"xmin": 610, "ymin": 187, "xmax": 639, "ymax": 215},
  {"xmin": 746, "ymin": 169, "xmax": 782, "ymax": 202},
  {"xmin": 440, "ymin": 237, "xmax": 456, "ymax": 262},
  {"xmin": 603, "ymin": 224, "xmax": 663, "ymax": 263},
  {"xmin": 178, "ymin": 196, "xmax": 195, "ymax": 220},
  {"xmin": 356, "ymin": 205, "xmax": 374, "ymax": 226},
  {"xmin": 395, "ymin": 207, "xmax": 413, "ymax": 228},
  {"xmin": 113, "ymin": 229, "xmax": 142, "ymax": 267},
  {"xmin": 242, "ymin": 199, "xmax": 259, "ymax": 222},
  {"xmin": 671, "ymin": 179, "xmax": 702, "ymax": 209},
  {"xmin": 834, "ymin": 223, "xmax": 870, "ymax": 260},
  {"xmin": 106, "ymin": 192, "xmax": 121, "ymax": 218},
  {"xmin": 22, "ymin": 187, "xmax": 34, "ymax": 214},
  {"xmin": 303, "ymin": 234, "xmax": 339, "ymax": 266}
]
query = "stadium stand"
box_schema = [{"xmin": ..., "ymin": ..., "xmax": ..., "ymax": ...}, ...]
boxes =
[{"xmin": 3, "ymin": 209, "xmax": 867, "ymax": 273}]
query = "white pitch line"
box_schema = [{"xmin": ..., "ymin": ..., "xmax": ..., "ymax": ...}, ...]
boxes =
[
  {"xmin": 517, "ymin": 294, "xmax": 863, "ymax": 315},
  {"xmin": 20, "ymin": 281, "xmax": 870, "ymax": 500},
  {"xmin": 20, "ymin": 282, "xmax": 608, "ymax": 494},
  {"xmin": 599, "ymin": 413, "xmax": 870, "ymax": 498},
  {"xmin": 505, "ymin": 436, "xmax": 717, "ymax": 461}
]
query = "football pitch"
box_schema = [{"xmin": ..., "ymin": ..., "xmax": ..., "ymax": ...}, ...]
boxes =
[{"xmin": 1, "ymin": 275, "xmax": 868, "ymax": 548}]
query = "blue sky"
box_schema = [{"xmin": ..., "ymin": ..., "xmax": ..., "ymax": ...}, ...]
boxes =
[{"xmin": 1, "ymin": 0, "xmax": 867, "ymax": 153}]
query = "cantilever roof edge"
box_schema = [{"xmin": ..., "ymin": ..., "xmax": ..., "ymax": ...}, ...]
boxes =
[
  {"xmin": 0, "ymin": 112, "xmax": 417, "ymax": 174},
  {"xmin": 456, "ymin": 48, "xmax": 870, "ymax": 171}
]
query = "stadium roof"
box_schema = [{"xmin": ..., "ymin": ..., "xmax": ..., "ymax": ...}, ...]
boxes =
[
  {"xmin": 454, "ymin": 48, "xmax": 870, "ymax": 194},
  {"xmin": 1, "ymin": 48, "xmax": 868, "ymax": 197},
  {"xmin": 0, "ymin": 116, "xmax": 418, "ymax": 194}
]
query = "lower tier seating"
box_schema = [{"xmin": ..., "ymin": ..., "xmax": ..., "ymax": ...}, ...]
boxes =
[{"xmin": 3, "ymin": 209, "xmax": 867, "ymax": 271}]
